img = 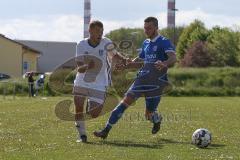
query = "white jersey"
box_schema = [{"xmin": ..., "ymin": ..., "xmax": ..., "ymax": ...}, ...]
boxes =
[{"xmin": 74, "ymin": 37, "xmax": 113, "ymax": 91}]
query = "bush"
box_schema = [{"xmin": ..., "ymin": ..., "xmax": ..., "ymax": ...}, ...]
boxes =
[
  {"xmin": 168, "ymin": 67, "xmax": 240, "ymax": 96},
  {"xmin": 1, "ymin": 68, "xmax": 240, "ymax": 97},
  {"xmin": 180, "ymin": 41, "xmax": 211, "ymax": 67}
]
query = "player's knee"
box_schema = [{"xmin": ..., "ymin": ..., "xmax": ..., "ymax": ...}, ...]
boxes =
[
  {"xmin": 89, "ymin": 105, "xmax": 103, "ymax": 118},
  {"xmin": 75, "ymin": 112, "xmax": 84, "ymax": 121},
  {"xmin": 90, "ymin": 112, "xmax": 99, "ymax": 118},
  {"xmin": 90, "ymin": 110, "xmax": 101, "ymax": 118},
  {"xmin": 74, "ymin": 96, "xmax": 85, "ymax": 107},
  {"xmin": 122, "ymin": 96, "xmax": 135, "ymax": 107}
]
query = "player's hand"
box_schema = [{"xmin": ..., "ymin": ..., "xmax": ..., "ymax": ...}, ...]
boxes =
[
  {"xmin": 115, "ymin": 58, "xmax": 132, "ymax": 71},
  {"xmin": 77, "ymin": 64, "xmax": 88, "ymax": 73},
  {"xmin": 87, "ymin": 60, "xmax": 95, "ymax": 69},
  {"xmin": 154, "ymin": 60, "xmax": 168, "ymax": 71},
  {"xmin": 126, "ymin": 58, "xmax": 132, "ymax": 64},
  {"xmin": 124, "ymin": 58, "xmax": 132, "ymax": 67}
]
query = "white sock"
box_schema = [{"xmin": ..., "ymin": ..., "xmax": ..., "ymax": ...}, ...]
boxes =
[{"xmin": 75, "ymin": 121, "xmax": 86, "ymax": 136}]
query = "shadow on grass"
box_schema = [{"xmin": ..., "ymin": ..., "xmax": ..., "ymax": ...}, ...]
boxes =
[
  {"xmin": 157, "ymin": 138, "xmax": 226, "ymax": 149},
  {"xmin": 86, "ymin": 138, "xmax": 190, "ymax": 149},
  {"xmin": 86, "ymin": 140, "xmax": 163, "ymax": 149},
  {"xmin": 210, "ymin": 144, "xmax": 226, "ymax": 147},
  {"xmin": 85, "ymin": 138, "xmax": 225, "ymax": 150},
  {"xmin": 157, "ymin": 138, "xmax": 190, "ymax": 145},
  {"xmin": 208, "ymin": 143, "xmax": 226, "ymax": 149}
]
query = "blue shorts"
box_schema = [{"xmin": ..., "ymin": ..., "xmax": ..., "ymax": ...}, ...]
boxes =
[
  {"xmin": 125, "ymin": 83, "xmax": 161, "ymax": 112},
  {"xmin": 125, "ymin": 62, "xmax": 168, "ymax": 99},
  {"xmin": 125, "ymin": 82, "xmax": 164, "ymax": 99}
]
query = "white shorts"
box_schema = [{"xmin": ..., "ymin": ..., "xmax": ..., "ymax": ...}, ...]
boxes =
[
  {"xmin": 73, "ymin": 85, "xmax": 106, "ymax": 104},
  {"xmin": 73, "ymin": 72, "xmax": 108, "ymax": 104}
]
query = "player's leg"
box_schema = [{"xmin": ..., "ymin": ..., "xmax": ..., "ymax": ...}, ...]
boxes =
[
  {"xmin": 94, "ymin": 84, "xmax": 140, "ymax": 139},
  {"xmin": 87, "ymin": 100, "xmax": 103, "ymax": 118},
  {"xmin": 106, "ymin": 95, "xmax": 135, "ymax": 129},
  {"xmin": 145, "ymin": 96, "xmax": 162, "ymax": 134},
  {"xmin": 74, "ymin": 95, "xmax": 87, "ymax": 142},
  {"xmin": 93, "ymin": 95, "xmax": 135, "ymax": 139},
  {"xmin": 87, "ymin": 89, "xmax": 106, "ymax": 118},
  {"xmin": 30, "ymin": 83, "xmax": 34, "ymax": 97}
]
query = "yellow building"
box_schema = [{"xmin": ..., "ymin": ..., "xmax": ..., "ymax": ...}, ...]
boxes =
[{"xmin": 0, "ymin": 34, "xmax": 41, "ymax": 78}]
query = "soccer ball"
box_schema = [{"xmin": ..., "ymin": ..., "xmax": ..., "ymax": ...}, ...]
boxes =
[{"xmin": 192, "ymin": 128, "xmax": 212, "ymax": 148}]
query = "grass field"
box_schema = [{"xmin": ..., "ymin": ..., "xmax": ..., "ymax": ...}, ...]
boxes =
[{"xmin": 0, "ymin": 96, "xmax": 240, "ymax": 160}]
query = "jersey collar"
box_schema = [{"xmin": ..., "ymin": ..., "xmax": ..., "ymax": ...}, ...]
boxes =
[
  {"xmin": 150, "ymin": 34, "xmax": 160, "ymax": 42},
  {"xmin": 87, "ymin": 38, "xmax": 101, "ymax": 48}
]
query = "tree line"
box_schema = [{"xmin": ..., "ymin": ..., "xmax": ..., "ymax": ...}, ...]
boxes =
[{"xmin": 106, "ymin": 19, "xmax": 240, "ymax": 67}]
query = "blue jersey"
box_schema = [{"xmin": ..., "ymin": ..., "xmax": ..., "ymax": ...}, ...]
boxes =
[
  {"xmin": 139, "ymin": 35, "xmax": 175, "ymax": 63},
  {"xmin": 125, "ymin": 35, "xmax": 175, "ymax": 109}
]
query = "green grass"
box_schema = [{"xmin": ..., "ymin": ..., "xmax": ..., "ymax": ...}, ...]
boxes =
[{"xmin": 0, "ymin": 96, "xmax": 240, "ymax": 160}]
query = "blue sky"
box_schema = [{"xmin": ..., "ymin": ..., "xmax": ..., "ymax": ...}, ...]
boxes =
[{"xmin": 0, "ymin": 0, "xmax": 240, "ymax": 42}]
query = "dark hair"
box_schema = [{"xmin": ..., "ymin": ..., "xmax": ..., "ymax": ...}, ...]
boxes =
[
  {"xmin": 144, "ymin": 17, "xmax": 158, "ymax": 27},
  {"xmin": 89, "ymin": 20, "xmax": 103, "ymax": 29}
]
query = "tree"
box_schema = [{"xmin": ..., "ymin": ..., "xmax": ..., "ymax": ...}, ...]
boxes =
[
  {"xmin": 106, "ymin": 28, "xmax": 145, "ymax": 57},
  {"xmin": 159, "ymin": 26, "xmax": 185, "ymax": 46},
  {"xmin": 106, "ymin": 28, "xmax": 145, "ymax": 48},
  {"xmin": 207, "ymin": 27, "xmax": 240, "ymax": 66},
  {"xmin": 180, "ymin": 41, "xmax": 211, "ymax": 67},
  {"xmin": 176, "ymin": 20, "xmax": 209, "ymax": 60}
]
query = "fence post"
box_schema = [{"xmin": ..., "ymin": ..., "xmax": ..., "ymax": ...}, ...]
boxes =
[
  {"xmin": 3, "ymin": 82, "xmax": 6, "ymax": 100},
  {"xmin": 13, "ymin": 81, "xmax": 16, "ymax": 100}
]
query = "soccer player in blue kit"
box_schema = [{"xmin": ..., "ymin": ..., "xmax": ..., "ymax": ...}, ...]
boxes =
[{"xmin": 94, "ymin": 17, "xmax": 177, "ymax": 139}]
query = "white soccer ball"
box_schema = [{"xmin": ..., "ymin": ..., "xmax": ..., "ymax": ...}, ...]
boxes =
[{"xmin": 192, "ymin": 128, "xmax": 212, "ymax": 148}]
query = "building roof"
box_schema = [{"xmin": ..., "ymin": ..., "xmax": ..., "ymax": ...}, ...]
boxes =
[
  {"xmin": 0, "ymin": 34, "xmax": 41, "ymax": 54},
  {"xmin": 17, "ymin": 39, "xmax": 77, "ymax": 44},
  {"xmin": 17, "ymin": 40, "xmax": 77, "ymax": 72}
]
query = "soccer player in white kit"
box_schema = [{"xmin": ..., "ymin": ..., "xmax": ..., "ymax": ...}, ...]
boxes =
[{"xmin": 73, "ymin": 20, "xmax": 127, "ymax": 142}]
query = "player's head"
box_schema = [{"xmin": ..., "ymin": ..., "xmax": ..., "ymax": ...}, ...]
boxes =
[
  {"xmin": 144, "ymin": 17, "xmax": 159, "ymax": 39},
  {"xmin": 89, "ymin": 20, "xmax": 104, "ymax": 44}
]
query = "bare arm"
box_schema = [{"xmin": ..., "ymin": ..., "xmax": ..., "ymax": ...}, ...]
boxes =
[
  {"xmin": 76, "ymin": 61, "xmax": 88, "ymax": 73},
  {"xmin": 162, "ymin": 51, "xmax": 177, "ymax": 67},
  {"xmin": 125, "ymin": 57, "xmax": 144, "ymax": 69},
  {"xmin": 109, "ymin": 51, "xmax": 130, "ymax": 70},
  {"xmin": 111, "ymin": 51, "xmax": 129, "ymax": 63},
  {"xmin": 155, "ymin": 52, "xmax": 177, "ymax": 70}
]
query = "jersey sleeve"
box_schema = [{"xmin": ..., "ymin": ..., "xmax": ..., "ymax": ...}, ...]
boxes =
[
  {"xmin": 75, "ymin": 41, "xmax": 85, "ymax": 62},
  {"xmin": 163, "ymin": 39, "xmax": 175, "ymax": 54},
  {"xmin": 138, "ymin": 41, "xmax": 146, "ymax": 59},
  {"xmin": 104, "ymin": 38, "xmax": 118, "ymax": 60}
]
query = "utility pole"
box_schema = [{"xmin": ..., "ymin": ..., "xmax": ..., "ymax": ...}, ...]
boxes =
[
  {"xmin": 167, "ymin": 0, "xmax": 178, "ymax": 45},
  {"xmin": 84, "ymin": 0, "xmax": 91, "ymax": 38}
]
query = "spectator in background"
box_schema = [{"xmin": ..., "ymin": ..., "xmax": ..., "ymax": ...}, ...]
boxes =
[
  {"xmin": 35, "ymin": 74, "xmax": 45, "ymax": 96},
  {"xmin": 28, "ymin": 72, "xmax": 35, "ymax": 97}
]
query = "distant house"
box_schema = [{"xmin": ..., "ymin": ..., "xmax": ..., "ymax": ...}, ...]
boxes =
[
  {"xmin": 17, "ymin": 40, "xmax": 77, "ymax": 73},
  {"xmin": 0, "ymin": 34, "xmax": 41, "ymax": 78}
]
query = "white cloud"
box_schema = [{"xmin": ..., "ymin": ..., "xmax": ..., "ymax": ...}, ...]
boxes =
[
  {"xmin": 0, "ymin": 15, "xmax": 83, "ymax": 42},
  {"xmin": 101, "ymin": 18, "xmax": 144, "ymax": 33},
  {"xmin": 175, "ymin": 8, "xmax": 240, "ymax": 28},
  {"xmin": 0, "ymin": 9, "xmax": 240, "ymax": 42}
]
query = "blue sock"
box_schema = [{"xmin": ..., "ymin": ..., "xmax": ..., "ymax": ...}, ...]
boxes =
[
  {"xmin": 151, "ymin": 111, "xmax": 161, "ymax": 123},
  {"xmin": 105, "ymin": 103, "xmax": 127, "ymax": 131}
]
